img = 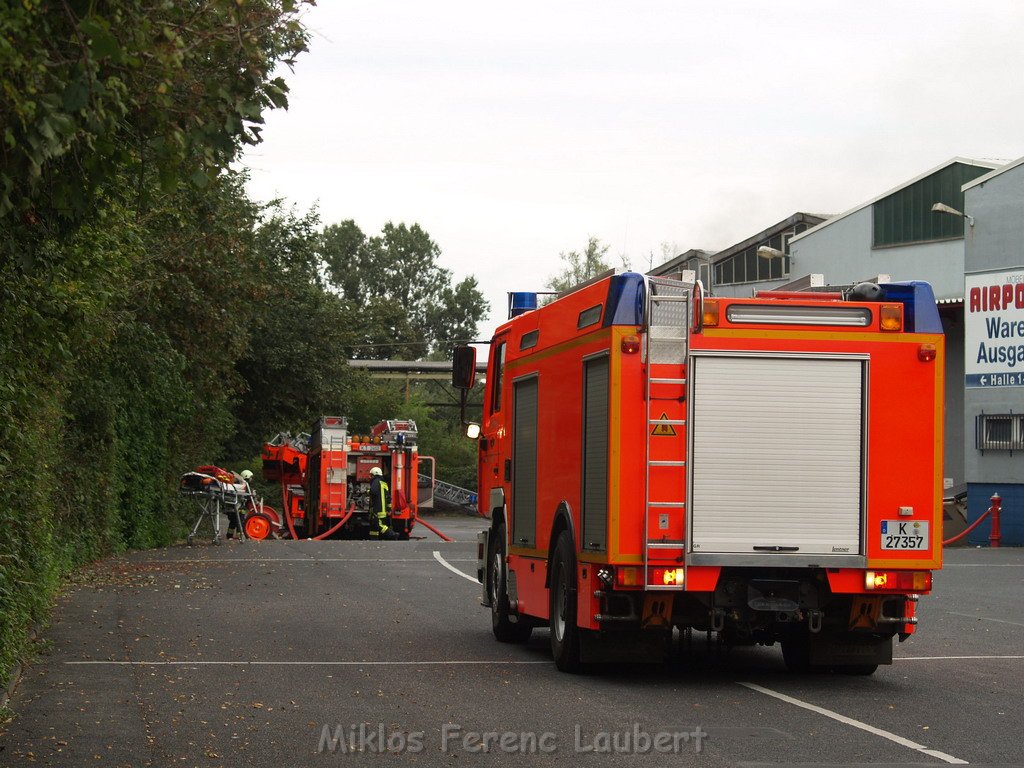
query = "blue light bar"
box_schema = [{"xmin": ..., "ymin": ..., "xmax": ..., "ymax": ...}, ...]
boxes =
[
  {"xmin": 508, "ymin": 292, "xmax": 538, "ymax": 319},
  {"xmin": 603, "ymin": 272, "xmax": 645, "ymax": 326},
  {"xmin": 879, "ymin": 281, "xmax": 943, "ymax": 334}
]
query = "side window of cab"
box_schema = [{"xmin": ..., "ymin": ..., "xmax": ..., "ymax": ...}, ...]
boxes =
[{"xmin": 490, "ymin": 341, "xmax": 506, "ymax": 415}]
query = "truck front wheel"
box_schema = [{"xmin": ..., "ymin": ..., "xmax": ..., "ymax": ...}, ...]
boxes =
[
  {"xmin": 489, "ymin": 523, "xmax": 531, "ymax": 644},
  {"xmin": 549, "ymin": 530, "xmax": 582, "ymax": 672}
]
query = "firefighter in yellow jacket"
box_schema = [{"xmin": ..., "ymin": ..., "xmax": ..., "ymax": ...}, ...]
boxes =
[{"xmin": 368, "ymin": 467, "xmax": 395, "ymax": 539}]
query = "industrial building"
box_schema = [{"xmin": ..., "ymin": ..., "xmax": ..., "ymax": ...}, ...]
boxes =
[
  {"xmin": 651, "ymin": 156, "xmax": 1023, "ymax": 544},
  {"xmin": 962, "ymin": 158, "xmax": 1024, "ymax": 545}
]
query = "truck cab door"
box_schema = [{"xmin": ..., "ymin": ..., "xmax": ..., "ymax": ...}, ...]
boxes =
[{"xmin": 480, "ymin": 336, "xmax": 508, "ymax": 516}]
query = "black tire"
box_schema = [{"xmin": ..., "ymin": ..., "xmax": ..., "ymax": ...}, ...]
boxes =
[
  {"xmin": 549, "ymin": 530, "xmax": 582, "ymax": 672},
  {"xmin": 781, "ymin": 632, "xmax": 811, "ymax": 673},
  {"xmin": 840, "ymin": 664, "xmax": 879, "ymax": 676},
  {"xmin": 489, "ymin": 523, "xmax": 532, "ymax": 643}
]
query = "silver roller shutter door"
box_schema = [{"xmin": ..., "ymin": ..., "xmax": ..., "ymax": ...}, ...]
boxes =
[
  {"xmin": 582, "ymin": 356, "xmax": 609, "ymax": 551},
  {"xmin": 689, "ymin": 355, "xmax": 864, "ymax": 556},
  {"xmin": 512, "ymin": 377, "xmax": 538, "ymax": 548}
]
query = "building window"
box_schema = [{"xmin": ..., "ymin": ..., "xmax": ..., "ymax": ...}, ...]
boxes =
[
  {"xmin": 682, "ymin": 258, "xmax": 711, "ymax": 287},
  {"xmin": 711, "ymin": 223, "xmax": 811, "ymax": 287},
  {"xmin": 976, "ymin": 413, "xmax": 1024, "ymax": 452},
  {"xmin": 490, "ymin": 341, "xmax": 506, "ymax": 414},
  {"xmin": 872, "ymin": 162, "xmax": 991, "ymax": 248}
]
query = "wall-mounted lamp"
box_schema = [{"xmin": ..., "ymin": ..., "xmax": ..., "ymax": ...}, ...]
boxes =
[
  {"xmin": 757, "ymin": 245, "xmax": 788, "ymax": 260},
  {"xmin": 931, "ymin": 202, "xmax": 974, "ymax": 227}
]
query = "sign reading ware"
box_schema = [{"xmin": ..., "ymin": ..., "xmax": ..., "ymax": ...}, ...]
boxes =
[{"xmin": 965, "ymin": 268, "xmax": 1024, "ymax": 388}]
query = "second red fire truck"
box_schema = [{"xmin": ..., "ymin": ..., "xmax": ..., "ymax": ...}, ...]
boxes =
[
  {"xmin": 260, "ymin": 417, "xmax": 421, "ymax": 539},
  {"xmin": 453, "ymin": 271, "xmax": 944, "ymax": 674}
]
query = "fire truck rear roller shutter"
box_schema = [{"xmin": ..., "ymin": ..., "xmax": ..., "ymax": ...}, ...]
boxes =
[{"xmin": 689, "ymin": 354, "xmax": 865, "ymax": 558}]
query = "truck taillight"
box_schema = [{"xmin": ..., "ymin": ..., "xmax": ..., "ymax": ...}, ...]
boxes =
[
  {"xmin": 865, "ymin": 570, "xmax": 931, "ymax": 592},
  {"xmin": 613, "ymin": 567, "xmax": 684, "ymax": 588},
  {"xmin": 621, "ymin": 334, "xmax": 641, "ymax": 354},
  {"xmin": 650, "ymin": 568, "xmax": 684, "ymax": 586},
  {"xmin": 615, "ymin": 567, "xmax": 641, "ymax": 588}
]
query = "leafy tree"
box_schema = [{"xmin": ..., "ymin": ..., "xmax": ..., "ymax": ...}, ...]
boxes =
[
  {"xmin": 321, "ymin": 220, "xmax": 488, "ymax": 359},
  {"xmin": 229, "ymin": 205, "xmax": 366, "ymax": 458},
  {"xmin": 546, "ymin": 236, "xmax": 615, "ymax": 294},
  {"xmin": 0, "ymin": 0, "xmax": 311, "ymax": 258},
  {"xmin": 0, "ymin": 0, "xmax": 312, "ymax": 690}
]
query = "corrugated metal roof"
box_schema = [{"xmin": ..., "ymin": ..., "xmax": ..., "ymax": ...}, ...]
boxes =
[
  {"xmin": 962, "ymin": 155, "xmax": 1024, "ymax": 192},
  {"xmin": 790, "ymin": 157, "xmax": 1002, "ymax": 245}
]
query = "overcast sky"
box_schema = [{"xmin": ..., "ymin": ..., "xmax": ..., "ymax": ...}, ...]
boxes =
[{"xmin": 243, "ymin": 1, "xmax": 1024, "ymax": 341}]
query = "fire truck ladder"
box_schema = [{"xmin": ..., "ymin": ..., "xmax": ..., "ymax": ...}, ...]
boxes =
[
  {"xmin": 420, "ymin": 475, "xmax": 480, "ymax": 511},
  {"xmin": 643, "ymin": 277, "xmax": 691, "ymax": 589}
]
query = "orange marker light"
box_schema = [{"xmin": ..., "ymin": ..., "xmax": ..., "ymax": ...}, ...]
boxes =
[
  {"xmin": 702, "ymin": 299, "xmax": 720, "ymax": 327},
  {"xmin": 879, "ymin": 303, "xmax": 903, "ymax": 332},
  {"xmin": 918, "ymin": 343, "xmax": 936, "ymax": 362},
  {"xmin": 622, "ymin": 334, "xmax": 641, "ymax": 354}
]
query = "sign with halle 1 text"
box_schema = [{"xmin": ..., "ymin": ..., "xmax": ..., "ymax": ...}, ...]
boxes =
[{"xmin": 965, "ymin": 268, "xmax": 1024, "ymax": 388}]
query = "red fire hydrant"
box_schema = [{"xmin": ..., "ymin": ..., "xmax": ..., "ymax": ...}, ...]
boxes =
[{"xmin": 989, "ymin": 493, "xmax": 1002, "ymax": 549}]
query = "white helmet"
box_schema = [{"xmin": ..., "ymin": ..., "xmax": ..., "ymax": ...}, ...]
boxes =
[
  {"xmin": 240, "ymin": 470, "xmax": 253, "ymax": 481},
  {"xmin": 369, "ymin": 467, "xmax": 383, "ymax": 477}
]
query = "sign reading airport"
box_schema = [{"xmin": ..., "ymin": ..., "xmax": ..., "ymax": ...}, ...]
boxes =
[{"xmin": 965, "ymin": 267, "xmax": 1024, "ymax": 388}]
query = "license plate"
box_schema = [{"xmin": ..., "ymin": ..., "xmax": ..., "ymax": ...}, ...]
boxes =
[{"xmin": 880, "ymin": 520, "xmax": 929, "ymax": 550}]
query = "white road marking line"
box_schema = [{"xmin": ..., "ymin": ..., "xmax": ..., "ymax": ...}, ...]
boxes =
[
  {"xmin": 134, "ymin": 558, "xmax": 477, "ymax": 563},
  {"xmin": 943, "ymin": 611, "xmax": 1024, "ymax": 628},
  {"xmin": 896, "ymin": 655, "xmax": 1024, "ymax": 661},
  {"xmin": 737, "ymin": 682, "xmax": 968, "ymax": 765},
  {"xmin": 65, "ymin": 660, "xmax": 546, "ymax": 666},
  {"xmin": 433, "ymin": 551, "xmax": 479, "ymax": 583}
]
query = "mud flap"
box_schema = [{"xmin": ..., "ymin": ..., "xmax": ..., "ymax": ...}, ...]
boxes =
[
  {"xmin": 809, "ymin": 633, "xmax": 893, "ymax": 666},
  {"xmin": 477, "ymin": 530, "xmax": 490, "ymax": 606},
  {"xmin": 641, "ymin": 594, "xmax": 672, "ymax": 629},
  {"xmin": 580, "ymin": 630, "xmax": 668, "ymax": 664}
]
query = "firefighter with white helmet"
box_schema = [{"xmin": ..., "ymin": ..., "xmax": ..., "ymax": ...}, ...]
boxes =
[
  {"xmin": 368, "ymin": 466, "xmax": 394, "ymax": 538},
  {"xmin": 227, "ymin": 469, "xmax": 255, "ymax": 540}
]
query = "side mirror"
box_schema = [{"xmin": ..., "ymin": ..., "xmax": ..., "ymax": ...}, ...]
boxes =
[{"xmin": 452, "ymin": 345, "xmax": 477, "ymax": 389}]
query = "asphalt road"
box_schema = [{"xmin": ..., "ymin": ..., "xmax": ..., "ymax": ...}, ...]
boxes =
[{"xmin": 1, "ymin": 516, "xmax": 1022, "ymax": 767}]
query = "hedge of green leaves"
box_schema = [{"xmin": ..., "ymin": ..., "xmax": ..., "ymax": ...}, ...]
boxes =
[
  {"xmin": 0, "ymin": 0, "xmax": 312, "ymax": 690},
  {"xmin": 0, "ymin": 1, "xmax": 488, "ymax": 692}
]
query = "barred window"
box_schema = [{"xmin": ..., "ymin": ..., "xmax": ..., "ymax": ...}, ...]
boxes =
[{"xmin": 976, "ymin": 413, "xmax": 1024, "ymax": 452}]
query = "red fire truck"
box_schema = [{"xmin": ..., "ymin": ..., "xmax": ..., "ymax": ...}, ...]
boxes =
[
  {"xmin": 260, "ymin": 417, "xmax": 421, "ymax": 539},
  {"xmin": 453, "ymin": 273, "xmax": 944, "ymax": 674}
]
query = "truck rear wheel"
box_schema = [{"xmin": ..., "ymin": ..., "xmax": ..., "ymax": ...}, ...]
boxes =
[
  {"xmin": 490, "ymin": 523, "xmax": 531, "ymax": 644},
  {"xmin": 549, "ymin": 530, "xmax": 582, "ymax": 672},
  {"xmin": 781, "ymin": 633, "xmax": 811, "ymax": 672}
]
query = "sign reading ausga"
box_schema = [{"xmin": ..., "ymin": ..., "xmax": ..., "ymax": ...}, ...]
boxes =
[{"xmin": 965, "ymin": 268, "xmax": 1024, "ymax": 388}]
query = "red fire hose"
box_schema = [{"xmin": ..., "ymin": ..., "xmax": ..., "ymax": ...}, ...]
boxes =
[
  {"xmin": 943, "ymin": 493, "xmax": 1002, "ymax": 547},
  {"xmin": 412, "ymin": 513, "xmax": 453, "ymax": 542}
]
